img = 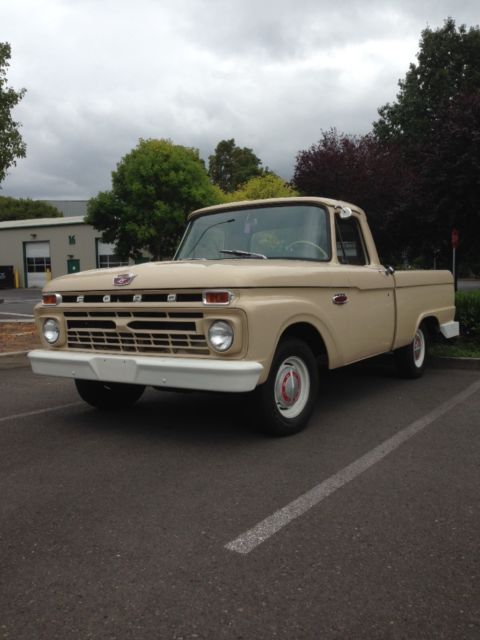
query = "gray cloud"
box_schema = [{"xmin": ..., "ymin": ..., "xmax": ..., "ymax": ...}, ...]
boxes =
[{"xmin": 1, "ymin": 0, "xmax": 479, "ymax": 199}]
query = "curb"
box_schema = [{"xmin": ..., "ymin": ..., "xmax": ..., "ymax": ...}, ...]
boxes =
[
  {"xmin": 0, "ymin": 352, "xmax": 31, "ymax": 369},
  {"xmin": 0, "ymin": 350, "xmax": 31, "ymax": 357},
  {"xmin": 430, "ymin": 355, "xmax": 480, "ymax": 370}
]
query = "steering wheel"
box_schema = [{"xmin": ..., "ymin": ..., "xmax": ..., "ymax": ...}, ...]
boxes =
[{"xmin": 286, "ymin": 240, "xmax": 328, "ymax": 259}]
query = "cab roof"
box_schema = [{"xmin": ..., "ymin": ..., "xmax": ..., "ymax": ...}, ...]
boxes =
[{"xmin": 188, "ymin": 196, "xmax": 366, "ymax": 221}]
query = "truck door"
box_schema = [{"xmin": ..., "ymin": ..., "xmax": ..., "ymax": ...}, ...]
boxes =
[{"xmin": 334, "ymin": 214, "xmax": 395, "ymax": 362}]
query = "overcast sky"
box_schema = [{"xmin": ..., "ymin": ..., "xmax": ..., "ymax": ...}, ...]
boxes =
[{"xmin": 1, "ymin": 0, "xmax": 479, "ymax": 200}]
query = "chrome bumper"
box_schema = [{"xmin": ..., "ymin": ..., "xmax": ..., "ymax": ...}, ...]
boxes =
[
  {"xmin": 440, "ymin": 321, "xmax": 460, "ymax": 339},
  {"xmin": 28, "ymin": 349, "xmax": 263, "ymax": 392}
]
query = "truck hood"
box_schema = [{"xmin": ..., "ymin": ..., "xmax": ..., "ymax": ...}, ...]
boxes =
[{"xmin": 44, "ymin": 259, "xmax": 339, "ymax": 292}]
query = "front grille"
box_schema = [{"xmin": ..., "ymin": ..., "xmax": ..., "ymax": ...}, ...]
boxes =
[
  {"xmin": 62, "ymin": 292, "xmax": 203, "ymax": 304},
  {"xmin": 64, "ymin": 309, "xmax": 209, "ymax": 355}
]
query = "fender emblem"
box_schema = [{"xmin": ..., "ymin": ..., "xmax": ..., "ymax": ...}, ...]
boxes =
[
  {"xmin": 113, "ymin": 273, "xmax": 136, "ymax": 286},
  {"xmin": 332, "ymin": 293, "xmax": 348, "ymax": 305}
]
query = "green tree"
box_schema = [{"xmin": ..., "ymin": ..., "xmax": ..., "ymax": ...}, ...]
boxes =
[
  {"xmin": 86, "ymin": 138, "xmax": 222, "ymax": 260},
  {"xmin": 208, "ymin": 138, "xmax": 264, "ymax": 192},
  {"xmin": 374, "ymin": 18, "xmax": 480, "ymax": 149},
  {"xmin": 0, "ymin": 196, "xmax": 60, "ymax": 221},
  {"xmin": 228, "ymin": 173, "xmax": 299, "ymax": 201},
  {"xmin": 373, "ymin": 18, "xmax": 480, "ymax": 270},
  {"xmin": 0, "ymin": 43, "xmax": 26, "ymax": 185},
  {"xmin": 411, "ymin": 92, "xmax": 480, "ymax": 272}
]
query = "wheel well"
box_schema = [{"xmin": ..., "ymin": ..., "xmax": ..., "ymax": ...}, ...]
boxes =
[
  {"xmin": 421, "ymin": 316, "xmax": 440, "ymax": 339},
  {"xmin": 279, "ymin": 322, "xmax": 329, "ymax": 367}
]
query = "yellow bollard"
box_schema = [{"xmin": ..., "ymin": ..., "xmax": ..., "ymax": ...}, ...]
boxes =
[{"xmin": 14, "ymin": 268, "xmax": 20, "ymax": 289}]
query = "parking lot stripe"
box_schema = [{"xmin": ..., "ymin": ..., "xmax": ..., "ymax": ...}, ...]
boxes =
[
  {"xmin": 0, "ymin": 312, "xmax": 34, "ymax": 318},
  {"xmin": 0, "ymin": 402, "xmax": 83, "ymax": 425},
  {"xmin": 225, "ymin": 378, "xmax": 480, "ymax": 555}
]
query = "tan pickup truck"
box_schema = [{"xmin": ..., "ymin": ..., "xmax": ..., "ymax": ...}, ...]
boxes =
[{"xmin": 29, "ymin": 197, "xmax": 459, "ymax": 436}]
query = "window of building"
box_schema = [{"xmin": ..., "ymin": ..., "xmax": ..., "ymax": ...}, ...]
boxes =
[{"xmin": 96, "ymin": 240, "xmax": 129, "ymax": 269}]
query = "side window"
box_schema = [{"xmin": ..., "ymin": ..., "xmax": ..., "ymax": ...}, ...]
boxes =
[{"xmin": 335, "ymin": 216, "xmax": 369, "ymax": 265}]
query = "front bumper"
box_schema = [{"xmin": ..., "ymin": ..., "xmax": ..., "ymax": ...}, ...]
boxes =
[{"xmin": 28, "ymin": 349, "xmax": 263, "ymax": 393}]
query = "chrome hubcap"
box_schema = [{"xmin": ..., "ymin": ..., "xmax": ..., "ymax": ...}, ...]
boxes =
[
  {"xmin": 413, "ymin": 329, "xmax": 425, "ymax": 366},
  {"xmin": 274, "ymin": 356, "xmax": 310, "ymax": 418},
  {"xmin": 277, "ymin": 367, "xmax": 301, "ymax": 408}
]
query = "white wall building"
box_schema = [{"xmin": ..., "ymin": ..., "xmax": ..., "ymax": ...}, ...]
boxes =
[{"xmin": 0, "ymin": 216, "xmax": 129, "ymax": 288}]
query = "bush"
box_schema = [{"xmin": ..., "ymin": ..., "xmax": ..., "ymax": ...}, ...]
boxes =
[{"xmin": 456, "ymin": 290, "xmax": 480, "ymax": 341}]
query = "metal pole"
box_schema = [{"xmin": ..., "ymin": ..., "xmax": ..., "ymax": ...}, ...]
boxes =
[{"xmin": 453, "ymin": 247, "xmax": 457, "ymax": 291}]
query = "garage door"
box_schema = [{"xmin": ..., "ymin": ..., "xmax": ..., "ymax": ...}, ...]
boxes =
[{"xmin": 25, "ymin": 241, "xmax": 51, "ymax": 288}]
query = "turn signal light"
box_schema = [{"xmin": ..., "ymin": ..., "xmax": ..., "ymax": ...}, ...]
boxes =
[
  {"xmin": 42, "ymin": 293, "xmax": 62, "ymax": 306},
  {"xmin": 203, "ymin": 290, "xmax": 233, "ymax": 305}
]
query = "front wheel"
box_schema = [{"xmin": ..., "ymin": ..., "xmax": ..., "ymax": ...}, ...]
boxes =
[
  {"xmin": 254, "ymin": 338, "xmax": 319, "ymax": 437},
  {"xmin": 75, "ymin": 379, "xmax": 145, "ymax": 410},
  {"xmin": 394, "ymin": 324, "xmax": 429, "ymax": 379}
]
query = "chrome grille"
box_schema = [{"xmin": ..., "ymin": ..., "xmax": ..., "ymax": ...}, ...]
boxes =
[
  {"xmin": 62, "ymin": 291, "xmax": 203, "ymax": 304},
  {"xmin": 64, "ymin": 310, "xmax": 209, "ymax": 355}
]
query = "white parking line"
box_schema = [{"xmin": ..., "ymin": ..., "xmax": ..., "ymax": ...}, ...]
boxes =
[
  {"xmin": 225, "ymin": 378, "xmax": 480, "ymax": 555},
  {"xmin": 0, "ymin": 403, "xmax": 83, "ymax": 425},
  {"xmin": 0, "ymin": 312, "xmax": 34, "ymax": 318}
]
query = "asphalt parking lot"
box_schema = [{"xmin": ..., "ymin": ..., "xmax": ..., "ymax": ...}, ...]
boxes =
[
  {"xmin": 0, "ymin": 289, "xmax": 41, "ymax": 321},
  {"xmin": 0, "ymin": 356, "xmax": 479, "ymax": 639}
]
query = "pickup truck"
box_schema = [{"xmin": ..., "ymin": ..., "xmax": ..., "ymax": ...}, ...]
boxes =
[{"xmin": 29, "ymin": 197, "xmax": 459, "ymax": 436}]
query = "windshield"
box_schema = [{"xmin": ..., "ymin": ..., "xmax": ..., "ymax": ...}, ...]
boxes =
[{"xmin": 175, "ymin": 204, "xmax": 330, "ymax": 261}]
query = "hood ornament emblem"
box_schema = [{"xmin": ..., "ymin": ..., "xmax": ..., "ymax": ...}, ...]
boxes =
[{"xmin": 113, "ymin": 273, "xmax": 136, "ymax": 286}]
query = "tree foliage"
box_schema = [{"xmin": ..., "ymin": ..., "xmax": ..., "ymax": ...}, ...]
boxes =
[
  {"xmin": 410, "ymin": 92, "xmax": 480, "ymax": 270},
  {"xmin": 293, "ymin": 129, "xmax": 410, "ymax": 262},
  {"xmin": 0, "ymin": 196, "xmax": 60, "ymax": 221},
  {"xmin": 227, "ymin": 173, "xmax": 299, "ymax": 201},
  {"xmin": 373, "ymin": 18, "xmax": 480, "ymax": 270},
  {"xmin": 86, "ymin": 139, "xmax": 222, "ymax": 260},
  {"xmin": 374, "ymin": 18, "xmax": 480, "ymax": 148},
  {"xmin": 0, "ymin": 43, "xmax": 26, "ymax": 186},
  {"xmin": 208, "ymin": 138, "xmax": 264, "ymax": 192},
  {"xmin": 295, "ymin": 19, "xmax": 480, "ymax": 271}
]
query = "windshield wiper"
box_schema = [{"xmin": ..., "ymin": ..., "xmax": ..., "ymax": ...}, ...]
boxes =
[
  {"xmin": 219, "ymin": 249, "xmax": 267, "ymax": 259},
  {"xmin": 183, "ymin": 218, "xmax": 235, "ymax": 258}
]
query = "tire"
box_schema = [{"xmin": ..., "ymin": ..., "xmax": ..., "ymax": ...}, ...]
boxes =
[
  {"xmin": 254, "ymin": 338, "xmax": 319, "ymax": 437},
  {"xmin": 74, "ymin": 379, "xmax": 145, "ymax": 410},
  {"xmin": 394, "ymin": 324, "xmax": 429, "ymax": 379}
]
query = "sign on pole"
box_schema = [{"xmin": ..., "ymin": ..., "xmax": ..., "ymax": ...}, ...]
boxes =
[
  {"xmin": 451, "ymin": 228, "xmax": 459, "ymax": 291},
  {"xmin": 451, "ymin": 228, "xmax": 459, "ymax": 249}
]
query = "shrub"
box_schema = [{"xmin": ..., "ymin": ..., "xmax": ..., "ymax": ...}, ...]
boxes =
[{"xmin": 455, "ymin": 290, "xmax": 480, "ymax": 341}]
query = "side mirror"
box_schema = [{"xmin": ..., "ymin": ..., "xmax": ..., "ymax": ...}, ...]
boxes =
[
  {"xmin": 339, "ymin": 207, "xmax": 352, "ymax": 219},
  {"xmin": 385, "ymin": 265, "xmax": 395, "ymax": 276}
]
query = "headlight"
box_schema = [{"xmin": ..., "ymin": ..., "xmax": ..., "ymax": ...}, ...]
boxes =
[
  {"xmin": 43, "ymin": 318, "xmax": 60, "ymax": 344},
  {"xmin": 208, "ymin": 320, "xmax": 234, "ymax": 352}
]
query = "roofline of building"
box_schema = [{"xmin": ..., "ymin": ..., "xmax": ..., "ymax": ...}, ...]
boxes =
[{"xmin": 0, "ymin": 216, "xmax": 86, "ymax": 230}]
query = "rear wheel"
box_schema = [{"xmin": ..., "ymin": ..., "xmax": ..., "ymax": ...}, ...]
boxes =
[
  {"xmin": 75, "ymin": 379, "xmax": 145, "ymax": 409},
  {"xmin": 394, "ymin": 324, "xmax": 429, "ymax": 379},
  {"xmin": 254, "ymin": 338, "xmax": 319, "ymax": 437}
]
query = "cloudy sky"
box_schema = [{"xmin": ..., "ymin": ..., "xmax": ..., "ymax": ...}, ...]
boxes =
[{"xmin": 1, "ymin": 0, "xmax": 478, "ymax": 200}]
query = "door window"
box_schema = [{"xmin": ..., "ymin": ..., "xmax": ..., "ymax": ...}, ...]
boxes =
[{"xmin": 335, "ymin": 216, "xmax": 369, "ymax": 265}]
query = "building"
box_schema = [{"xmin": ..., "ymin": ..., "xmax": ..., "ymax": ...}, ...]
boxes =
[
  {"xmin": 0, "ymin": 215, "xmax": 129, "ymax": 288},
  {"xmin": 41, "ymin": 200, "xmax": 89, "ymax": 218}
]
